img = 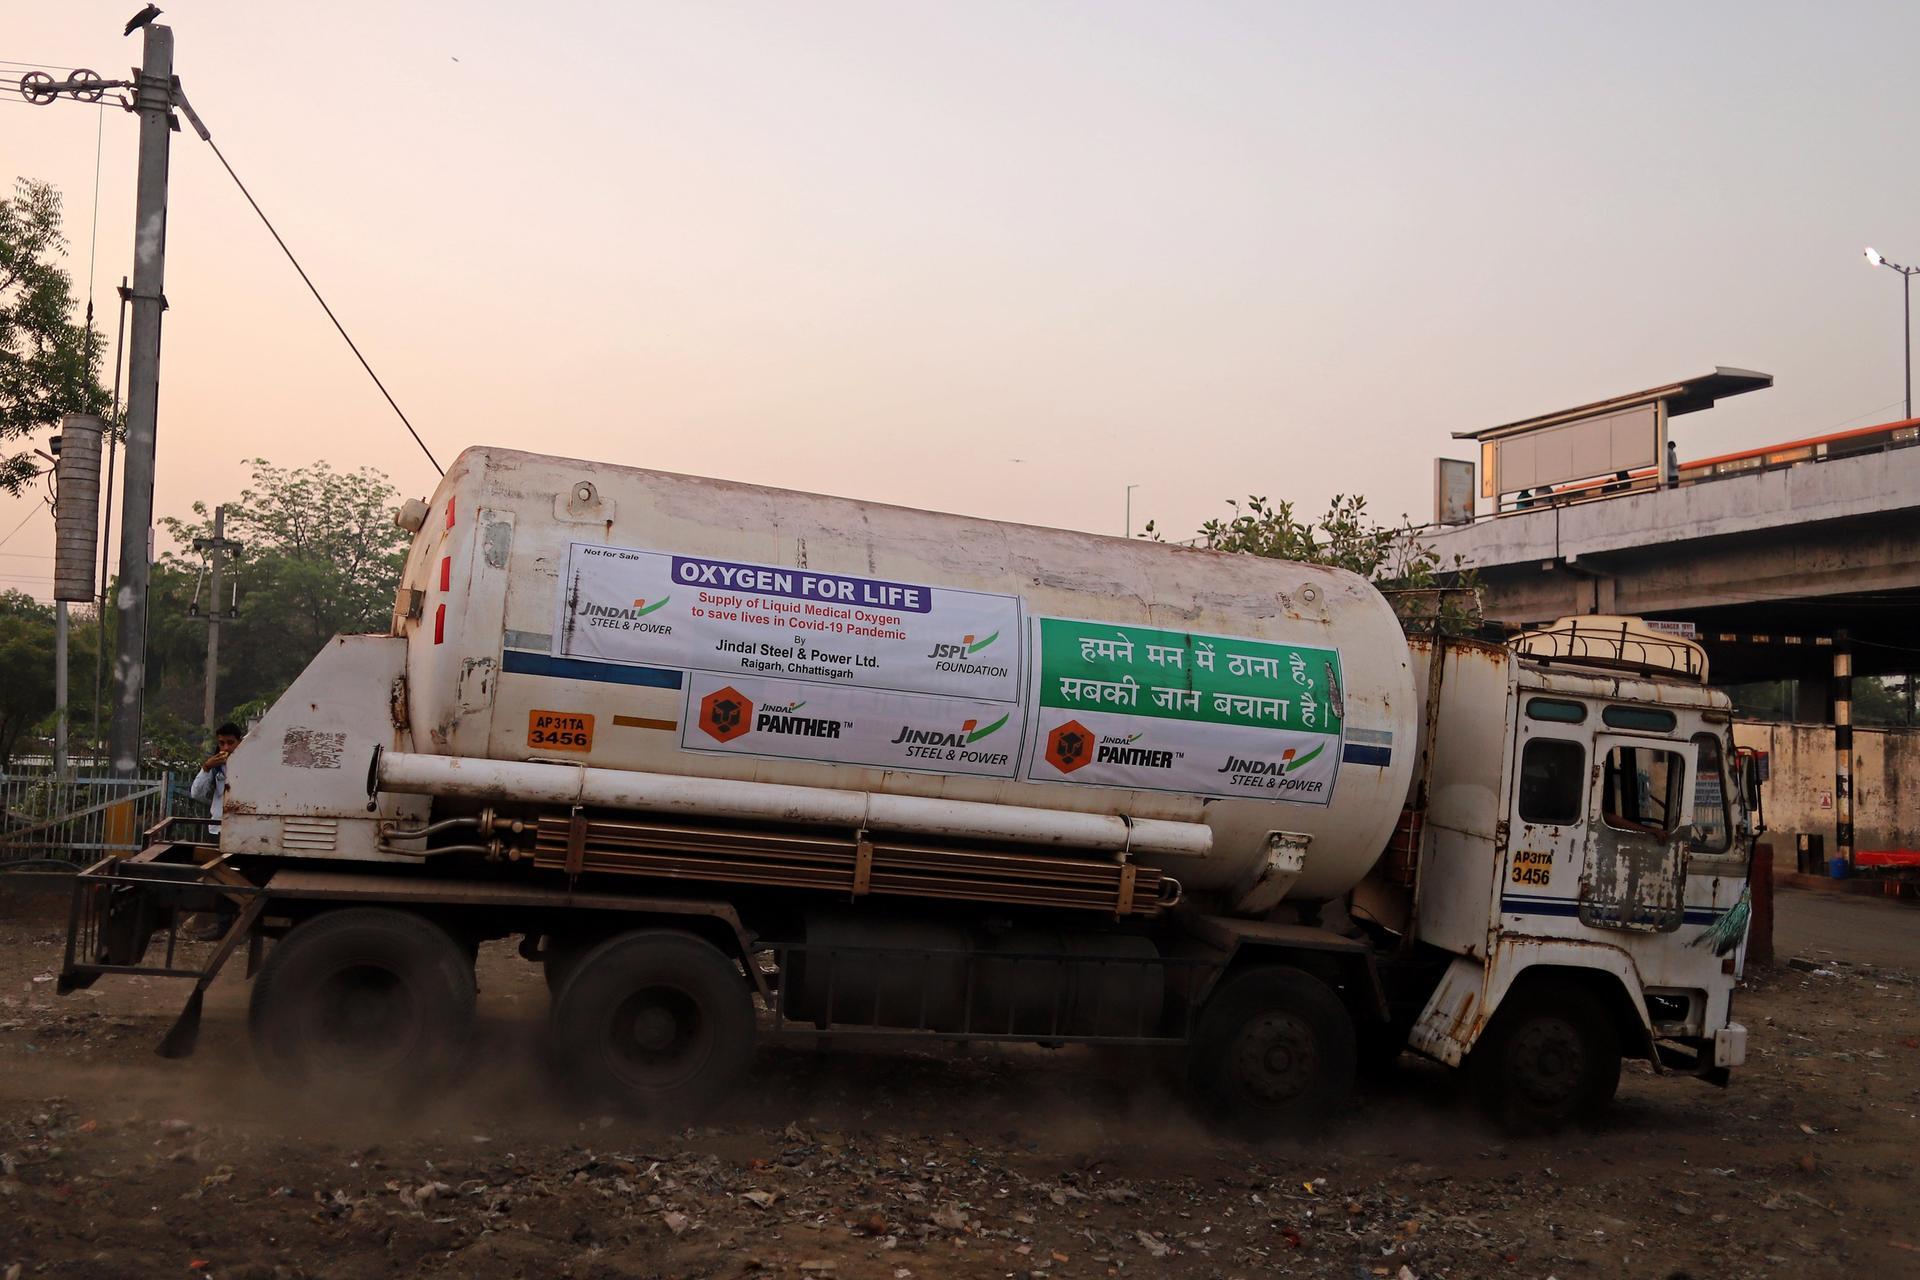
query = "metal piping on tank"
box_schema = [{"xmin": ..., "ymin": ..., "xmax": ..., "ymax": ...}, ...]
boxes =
[
  {"xmin": 369, "ymin": 750, "xmax": 1213, "ymax": 860},
  {"xmin": 375, "ymin": 809, "xmax": 512, "ymax": 860}
]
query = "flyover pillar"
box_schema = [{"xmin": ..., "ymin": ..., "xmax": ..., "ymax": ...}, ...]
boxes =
[{"xmin": 1833, "ymin": 630, "xmax": 1853, "ymax": 873}]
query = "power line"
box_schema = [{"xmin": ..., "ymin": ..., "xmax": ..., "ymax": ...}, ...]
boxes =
[
  {"xmin": 175, "ymin": 93, "xmax": 444, "ymax": 475},
  {"xmin": 0, "ymin": 506, "xmax": 42, "ymax": 553},
  {"xmin": 1806, "ymin": 398, "xmax": 1908, "ymax": 438},
  {"xmin": 0, "ymin": 96, "xmax": 113, "ymax": 110},
  {"xmin": 1853, "ymin": 636, "xmax": 1920, "ymax": 657}
]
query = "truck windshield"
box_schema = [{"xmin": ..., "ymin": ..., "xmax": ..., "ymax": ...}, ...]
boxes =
[{"xmin": 1600, "ymin": 744, "xmax": 1685, "ymax": 837}]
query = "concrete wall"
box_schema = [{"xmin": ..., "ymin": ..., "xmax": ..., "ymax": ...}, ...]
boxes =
[{"xmin": 1734, "ymin": 721, "xmax": 1920, "ymax": 868}]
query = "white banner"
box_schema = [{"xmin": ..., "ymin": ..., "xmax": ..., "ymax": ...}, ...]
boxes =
[
  {"xmin": 1022, "ymin": 706, "xmax": 1342, "ymax": 803},
  {"xmin": 556, "ymin": 543, "xmax": 1023, "ymax": 702},
  {"xmin": 680, "ymin": 671, "xmax": 1023, "ymax": 778}
]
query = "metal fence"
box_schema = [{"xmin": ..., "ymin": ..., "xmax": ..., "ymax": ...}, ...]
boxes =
[{"xmin": 0, "ymin": 770, "xmax": 203, "ymax": 865}]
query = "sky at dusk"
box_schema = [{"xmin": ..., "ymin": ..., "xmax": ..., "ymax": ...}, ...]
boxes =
[{"xmin": 3, "ymin": 0, "xmax": 1918, "ymax": 601}]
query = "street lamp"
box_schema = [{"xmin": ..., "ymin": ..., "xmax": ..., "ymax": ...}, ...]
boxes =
[{"xmin": 1864, "ymin": 246, "xmax": 1918, "ymax": 421}]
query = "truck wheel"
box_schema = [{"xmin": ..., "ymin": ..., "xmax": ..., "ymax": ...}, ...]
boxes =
[
  {"xmin": 543, "ymin": 934, "xmax": 591, "ymax": 1000},
  {"xmin": 1189, "ymin": 965, "xmax": 1356, "ymax": 1136},
  {"xmin": 248, "ymin": 908, "xmax": 476, "ymax": 1097},
  {"xmin": 550, "ymin": 930, "xmax": 755, "ymax": 1118},
  {"xmin": 1469, "ymin": 985, "xmax": 1621, "ymax": 1132}
]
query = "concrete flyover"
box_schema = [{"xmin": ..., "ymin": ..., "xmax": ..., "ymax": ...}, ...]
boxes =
[{"xmin": 1427, "ymin": 437, "xmax": 1920, "ymax": 684}]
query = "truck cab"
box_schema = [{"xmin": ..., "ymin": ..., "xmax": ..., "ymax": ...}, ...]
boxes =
[{"xmin": 1371, "ymin": 617, "xmax": 1750, "ymax": 1127}]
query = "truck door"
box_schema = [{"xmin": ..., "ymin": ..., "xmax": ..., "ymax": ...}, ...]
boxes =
[
  {"xmin": 1503, "ymin": 696, "xmax": 1591, "ymax": 918},
  {"xmin": 1579, "ymin": 731, "xmax": 1694, "ymax": 933}
]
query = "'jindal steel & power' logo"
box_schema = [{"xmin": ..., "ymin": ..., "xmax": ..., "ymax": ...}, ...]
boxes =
[{"xmin": 579, "ymin": 594, "xmax": 674, "ymax": 635}]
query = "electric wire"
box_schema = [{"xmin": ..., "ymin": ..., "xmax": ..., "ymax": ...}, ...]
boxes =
[
  {"xmin": 0, "ymin": 507, "xmax": 41, "ymax": 553},
  {"xmin": 188, "ymin": 118, "xmax": 444, "ymax": 474}
]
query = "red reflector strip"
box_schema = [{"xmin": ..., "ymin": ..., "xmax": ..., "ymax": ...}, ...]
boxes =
[
  {"xmin": 433, "ymin": 602, "xmax": 446, "ymax": 644},
  {"xmin": 445, "ymin": 497, "xmax": 456, "ymax": 529},
  {"xmin": 439, "ymin": 556, "xmax": 451, "ymax": 591}
]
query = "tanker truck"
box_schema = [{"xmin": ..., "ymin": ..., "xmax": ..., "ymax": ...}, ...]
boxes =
[{"xmin": 59, "ymin": 446, "xmax": 1754, "ymax": 1132}]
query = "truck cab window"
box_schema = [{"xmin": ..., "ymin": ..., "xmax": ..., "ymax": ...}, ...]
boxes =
[
  {"xmin": 1518, "ymin": 738, "xmax": 1585, "ymax": 825},
  {"xmin": 1689, "ymin": 733, "xmax": 1731, "ymax": 854},
  {"xmin": 1601, "ymin": 745, "xmax": 1685, "ymax": 836}
]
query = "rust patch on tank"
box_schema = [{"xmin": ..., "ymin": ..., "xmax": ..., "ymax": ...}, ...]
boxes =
[{"xmin": 281, "ymin": 728, "xmax": 346, "ymax": 770}]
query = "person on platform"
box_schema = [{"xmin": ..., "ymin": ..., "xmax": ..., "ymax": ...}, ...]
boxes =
[
  {"xmin": 184, "ymin": 722, "xmax": 244, "ymax": 940},
  {"xmin": 190, "ymin": 722, "xmax": 244, "ymax": 841}
]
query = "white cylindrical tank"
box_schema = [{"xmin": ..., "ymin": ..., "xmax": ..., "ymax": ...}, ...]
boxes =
[{"xmin": 393, "ymin": 448, "xmax": 1417, "ymax": 904}]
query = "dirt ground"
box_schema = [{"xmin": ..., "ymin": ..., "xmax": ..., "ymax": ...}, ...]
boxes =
[{"xmin": 1, "ymin": 879, "xmax": 1917, "ymax": 1280}]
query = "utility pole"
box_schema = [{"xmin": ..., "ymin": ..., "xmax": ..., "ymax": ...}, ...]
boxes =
[
  {"xmin": 193, "ymin": 505, "xmax": 239, "ymax": 727},
  {"xmin": 107, "ymin": 23, "xmax": 174, "ymax": 777},
  {"xmin": 1864, "ymin": 248, "xmax": 1917, "ymax": 422},
  {"xmin": 54, "ymin": 605, "xmax": 68, "ymax": 776}
]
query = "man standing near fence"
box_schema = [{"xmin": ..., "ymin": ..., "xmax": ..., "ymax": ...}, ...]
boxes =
[{"xmin": 189, "ymin": 723, "xmax": 243, "ymax": 842}]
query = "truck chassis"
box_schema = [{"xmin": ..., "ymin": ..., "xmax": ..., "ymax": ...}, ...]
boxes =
[{"xmin": 62, "ymin": 825, "xmax": 1399, "ymax": 1134}]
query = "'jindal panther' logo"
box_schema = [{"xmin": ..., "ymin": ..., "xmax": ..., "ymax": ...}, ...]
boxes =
[
  {"xmin": 1043, "ymin": 720, "xmax": 1093, "ymax": 773},
  {"xmin": 698, "ymin": 686, "xmax": 753, "ymax": 742}
]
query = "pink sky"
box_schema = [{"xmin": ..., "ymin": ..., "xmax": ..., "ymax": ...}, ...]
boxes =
[{"xmin": 4, "ymin": 1, "xmax": 1917, "ymax": 600}]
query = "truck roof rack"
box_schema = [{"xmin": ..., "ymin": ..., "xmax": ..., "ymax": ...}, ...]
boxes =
[{"xmin": 1509, "ymin": 615, "xmax": 1708, "ymax": 684}]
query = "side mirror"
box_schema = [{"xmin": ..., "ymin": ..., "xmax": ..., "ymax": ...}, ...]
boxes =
[{"xmin": 1741, "ymin": 768, "xmax": 1766, "ymax": 836}]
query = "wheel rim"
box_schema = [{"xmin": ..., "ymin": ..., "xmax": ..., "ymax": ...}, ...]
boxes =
[
  {"xmin": 602, "ymin": 984, "xmax": 709, "ymax": 1092},
  {"xmin": 1231, "ymin": 1009, "xmax": 1320, "ymax": 1104},
  {"xmin": 312, "ymin": 963, "xmax": 418, "ymax": 1074},
  {"xmin": 1508, "ymin": 1015, "xmax": 1587, "ymax": 1107}
]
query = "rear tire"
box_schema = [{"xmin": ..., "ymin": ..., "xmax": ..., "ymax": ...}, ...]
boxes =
[
  {"xmin": 1468, "ymin": 983, "xmax": 1621, "ymax": 1132},
  {"xmin": 542, "ymin": 933, "xmax": 594, "ymax": 1000},
  {"xmin": 550, "ymin": 929, "xmax": 755, "ymax": 1118},
  {"xmin": 1189, "ymin": 965, "xmax": 1356, "ymax": 1137},
  {"xmin": 248, "ymin": 908, "xmax": 476, "ymax": 1098}
]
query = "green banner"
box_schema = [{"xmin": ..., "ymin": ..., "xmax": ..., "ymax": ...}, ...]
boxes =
[{"xmin": 1035, "ymin": 617, "xmax": 1343, "ymax": 736}]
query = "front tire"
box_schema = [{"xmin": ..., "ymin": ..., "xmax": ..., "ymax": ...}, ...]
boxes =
[
  {"xmin": 550, "ymin": 930, "xmax": 755, "ymax": 1118},
  {"xmin": 1189, "ymin": 965, "xmax": 1356, "ymax": 1137},
  {"xmin": 248, "ymin": 908, "xmax": 476, "ymax": 1098},
  {"xmin": 1469, "ymin": 983, "xmax": 1621, "ymax": 1132}
]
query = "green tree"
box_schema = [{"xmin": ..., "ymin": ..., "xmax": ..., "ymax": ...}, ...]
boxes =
[
  {"xmin": 147, "ymin": 459, "xmax": 410, "ymax": 731},
  {"xmin": 1, "ymin": 179, "xmax": 111, "ymax": 495},
  {"xmin": 1853, "ymin": 674, "xmax": 1916, "ymax": 728},
  {"xmin": 1147, "ymin": 493, "xmax": 1480, "ymax": 633},
  {"xmin": 0, "ymin": 591, "xmax": 56, "ymax": 766}
]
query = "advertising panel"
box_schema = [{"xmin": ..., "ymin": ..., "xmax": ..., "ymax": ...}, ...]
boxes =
[
  {"xmin": 556, "ymin": 543, "xmax": 1021, "ymax": 702},
  {"xmin": 553, "ymin": 543, "xmax": 1026, "ymax": 777},
  {"xmin": 679, "ymin": 671, "xmax": 1022, "ymax": 778},
  {"xmin": 1020, "ymin": 617, "xmax": 1345, "ymax": 804}
]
